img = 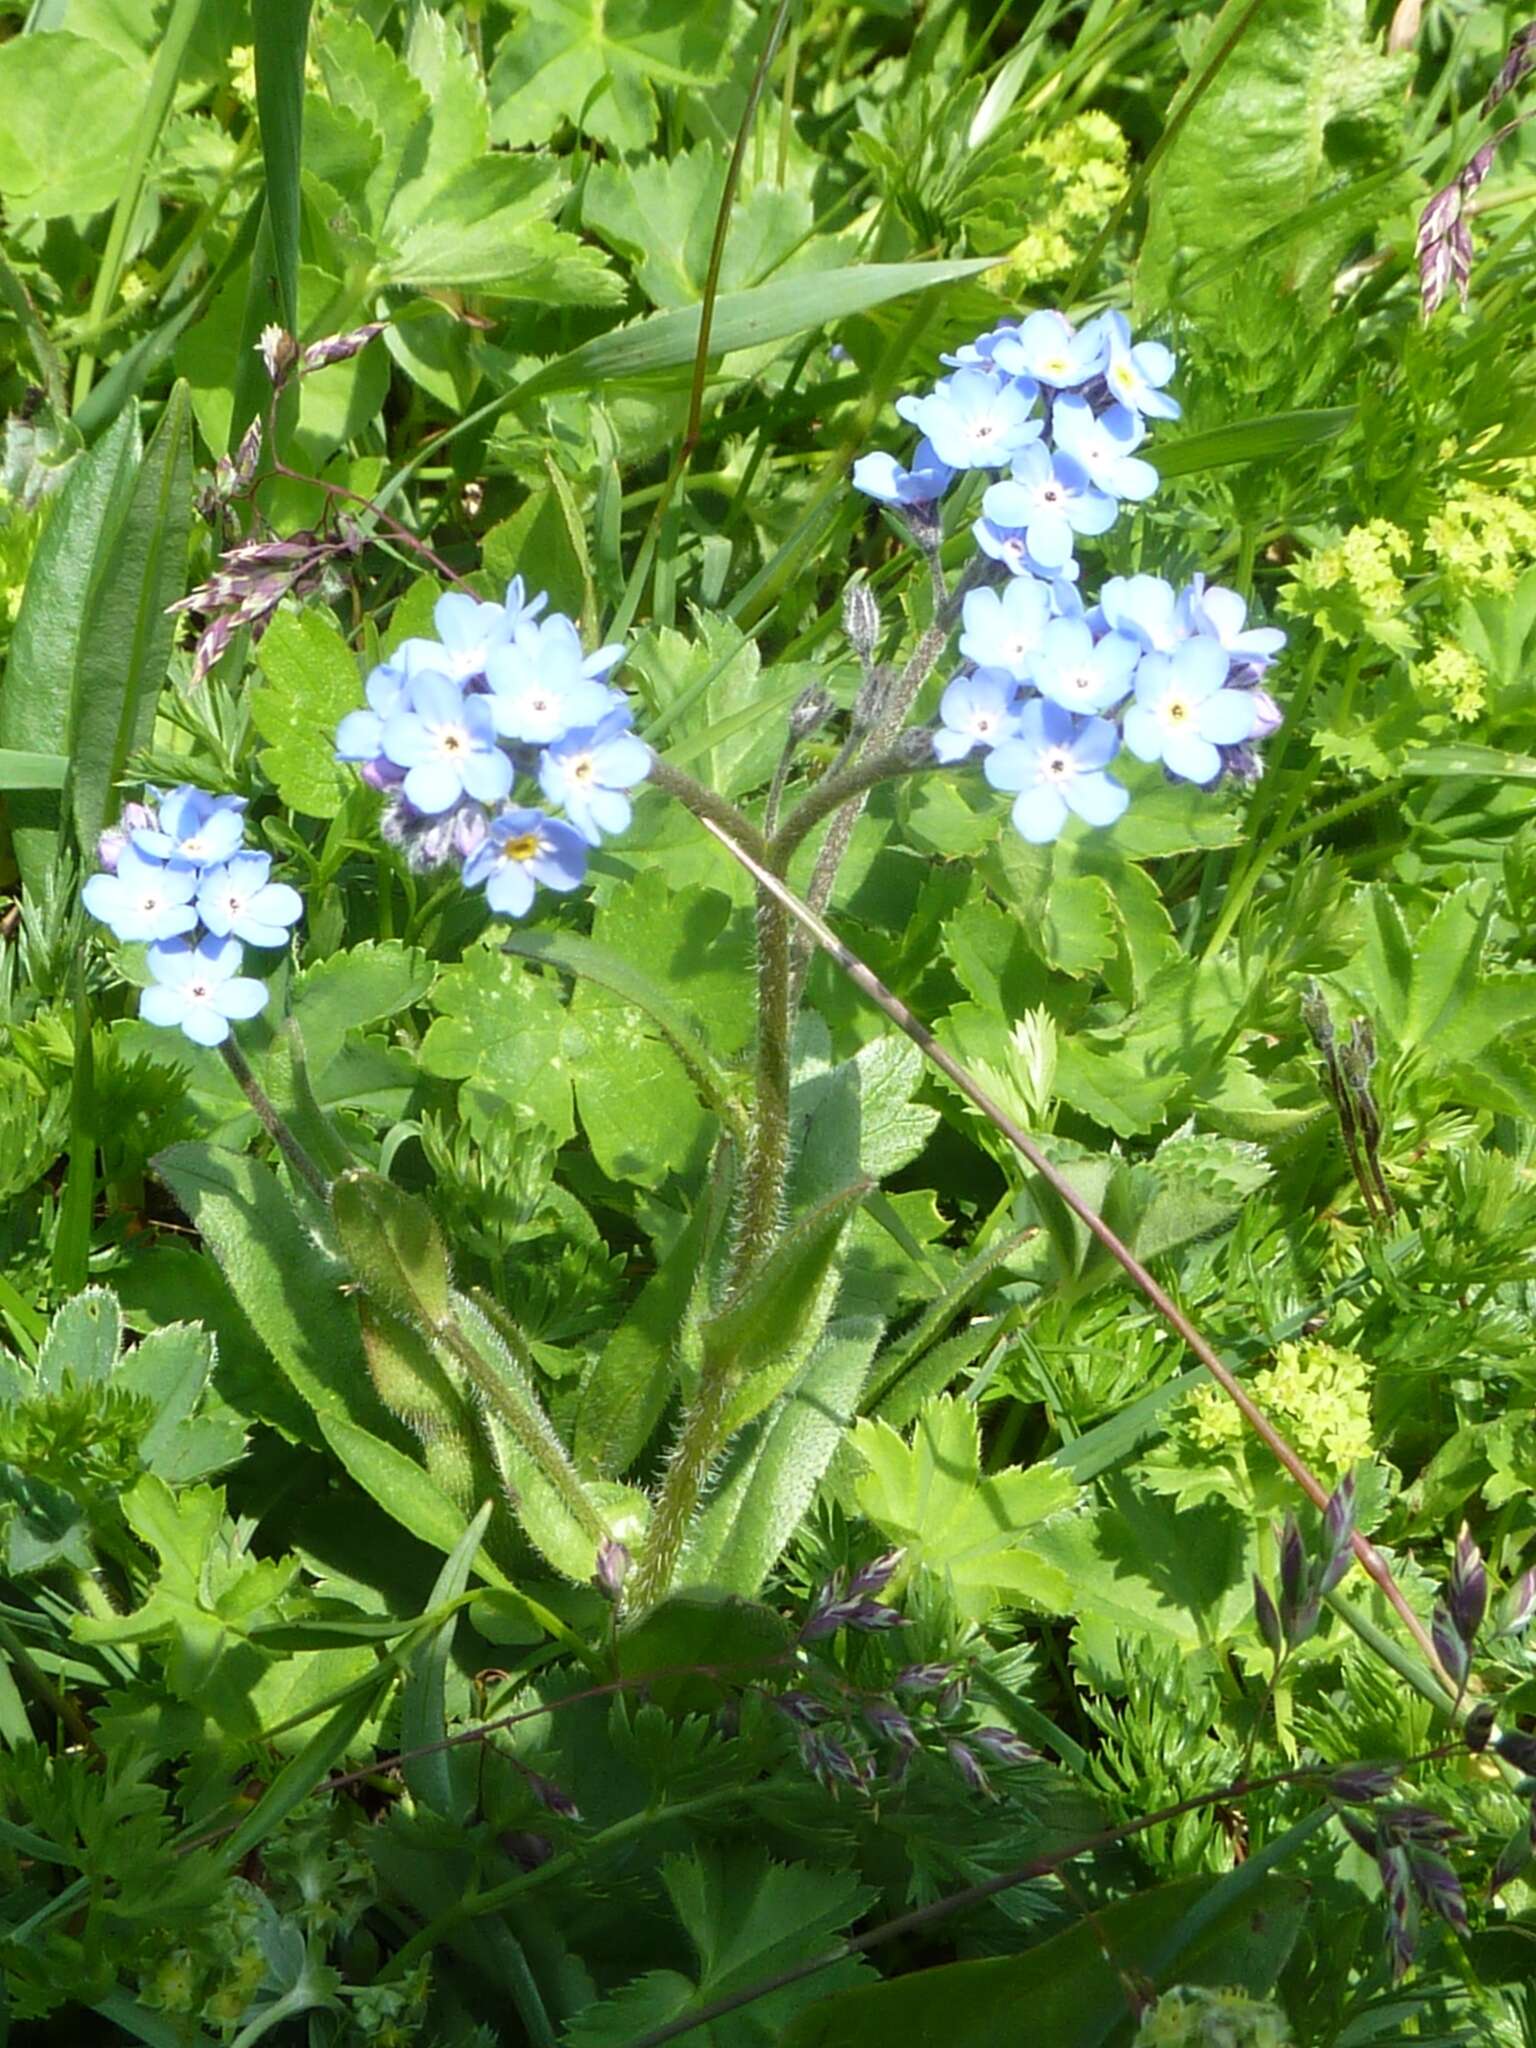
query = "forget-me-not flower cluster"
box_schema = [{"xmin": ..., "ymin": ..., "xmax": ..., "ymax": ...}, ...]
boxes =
[
  {"xmin": 854, "ymin": 307, "xmax": 1285, "ymax": 843},
  {"xmin": 335, "ymin": 580, "xmax": 647, "ymax": 921},
  {"xmin": 84, "ymin": 786, "xmax": 301, "ymax": 1045}
]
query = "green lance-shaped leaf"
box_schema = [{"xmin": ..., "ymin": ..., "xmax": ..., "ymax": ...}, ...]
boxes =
[
  {"xmin": 69, "ymin": 381, "xmax": 195, "ymax": 857},
  {"xmin": 402, "ymin": 1499, "xmax": 493, "ymax": 1818},
  {"xmin": 572, "ymin": 1190, "xmax": 713, "ymax": 1478},
  {"xmin": 330, "ymin": 1170, "xmax": 611, "ymax": 1573},
  {"xmin": 448, "ymin": 1291, "xmax": 623, "ymax": 1579},
  {"xmin": 679, "ymin": 1318, "xmax": 881, "ymax": 1599},
  {"xmin": 329, "ymin": 1170, "xmax": 452, "ymax": 1330},
  {"xmin": 355, "ymin": 1296, "xmax": 505, "ymax": 1530},
  {"xmin": 631, "ymin": 1183, "xmax": 870, "ymax": 1610},
  {"xmin": 251, "ymin": 0, "xmax": 312, "ymax": 337},
  {"xmin": 154, "ymin": 1142, "xmax": 389, "ymax": 1448},
  {"xmin": 0, "ymin": 406, "xmax": 138, "ymax": 894}
]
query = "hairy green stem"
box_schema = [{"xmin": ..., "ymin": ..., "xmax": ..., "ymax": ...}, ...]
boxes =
[
  {"xmin": 788, "ymin": 563, "xmax": 987, "ymax": 994},
  {"xmin": 770, "ymin": 743, "xmax": 939, "ymax": 862},
  {"xmin": 644, "ymin": 756, "xmax": 768, "ymax": 864},
  {"xmin": 630, "ymin": 1368, "xmax": 736, "ymax": 1611},
  {"xmin": 736, "ymin": 881, "xmax": 794, "ymax": 1272},
  {"xmin": 646, "ymin": 754, "xmax": 789, "ymax": 1280},
  {"xmin": 220, "ymin": 1038, "xmax": 331, "ymax": 1202},
  {"xmin": 434, "ymin": 1308, "xmax": 608, "ymax": 1549}
]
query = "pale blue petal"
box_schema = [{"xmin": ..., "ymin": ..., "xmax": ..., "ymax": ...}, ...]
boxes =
[
  {"xmin": 181, "ymin": 1002, "xmax": 233, "ymax": 1047},
  {"xmin": 1199, "ymin": 689, "xmax": 1257, "ymax": 745},
  {"xmin": 139, "ymin": 985, "xmax": 187, "ymax": 1029},
  {"xmin": 403, "ymin": 760, "xmax": 463, "ymax": 814},
  {"xmin": 1012, "ymin": 785, "xmax": 1069, "ymax": 843},
  {"xmin": 1164, "ymin": 731, "xmax": 1222, "ymax": 784},
  {"xmin": 1066, "ymin": 770, "xmax": 1129, "ymax": 828},
  {"xmin": 461, "ymin": 748, "xmax": 514, "ymax": 804},
  {"xmin": 1121, "ymin": 705, "xmax": 1165, "ymax": 763},
  {"xmin": 215, "ymin": 977, "xmax": 269, "ymax": 1021}
]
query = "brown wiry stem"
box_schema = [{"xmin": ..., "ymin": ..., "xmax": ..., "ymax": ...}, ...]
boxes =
[{"xmin": 686, "ymin": 815, "xmax": 1455, "ymax": 1694}]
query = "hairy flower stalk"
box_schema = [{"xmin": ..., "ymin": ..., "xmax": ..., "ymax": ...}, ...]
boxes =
[
  {"xmin": 219, "ymin": 1038, "xmax": 330, "ymax": 1203},
  {"xmin": 629, "ymin": 1365, "xmax": 737, "ymax": 1610}
]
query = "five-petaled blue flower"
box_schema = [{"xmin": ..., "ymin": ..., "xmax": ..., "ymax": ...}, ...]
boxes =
[
  {"xmin": 83, "ymin": 844, "xmax": 199, "ymax": 943},
  {"xmin": 462, "ymin": 807, "xmax": 589, "ymax": 918},
  {"xmin": 484, "ymin": 616, "xmax": 621, "ymax": 745},
  {"xmin": 140, "ymin": 935, "xmax": 269, "ymax": 1047},
  {"xmin": 196, "ymin": 851, "xmax": 305, "ymax": 949},
  {"xmin": 896, "ymin": 368, "xmax": 1041, "ymax": 470},
  {"xmin": 990, "ymin": 310, "xmax": 1106, "ymax": 389},
  {"xmin": 1031, "ymin": 618, "xmax": 1140, "ymax": 717},
  {"xmin": 1051, "ymin": 396, "xmax": 1158, "ymax": 503},
  {"xmin": 958, "ymin": 578, "xmax": 1054, "ymax": 681},
  {"xmin": 981, "ymin": 445, "xmax": 1116, "ymax": 571},
  {"xmin": 382, "ymin": 672, "xmax": 514, "ymax": 815},
  {"xmin": 537, "ymin": 711, "xmax": 651, "ymax": 845},
  {"xmin": 1096, "ymin": 311, "xmax": 1180, "ymax": 422},
  {"xmin": 933, "ymin": 671, "xmax": 1021, "ymax": 762},
  {"xmin": 1122, "ymin": 639, "xmax": 1256, "ymax": 785},
  {"xmin": 132, "ymin": 786, "xmax": 247, "ymax": 868},
  {"xmin": 983, "ymin": 701, "xmax": 1129, "ymax": 843}
]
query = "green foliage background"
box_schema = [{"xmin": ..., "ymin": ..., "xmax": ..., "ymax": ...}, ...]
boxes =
[{"xmin": 1, "ymin": 0, "xmax": 1536, "ymax": 2042}]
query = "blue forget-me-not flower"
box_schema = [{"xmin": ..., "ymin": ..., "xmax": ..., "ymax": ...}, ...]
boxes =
[
  {"xmin": 958, "ymin": 577, "xmax": 1055, "ymax": 681},
  {"xmin": 141, "ymin": 936, "xmax": 269, "ymax": 1048},
  {"xmin": 933, "ymin": 671, "xmax": 1022, "ymax": 762},
  {"xmin": 463, "ymin": 807, "xmax": 589, "ymax": 919},
  {"xmin": 1122, "ymin": 638, "xmax": 1260, "ymax": 785},
  {"xmin": 132, "ymin": 785, "xmax": 247, "ymax": 868},
  {"xmin": 848, "ymin": 304, "xmax": 1285, "ymax": 844},
  {"xmin": 382, "ymin": 672, "xmax": 515, "ymax": 815},
  {"xmin": 984, "ymin": 702, "xmax": 1129, "ymax": 843},
  {"xmin": 85, "ymin": 784, "xmax": 304, "ymax": 1045},
  {"xmin": 83, "ymin": 844, "xmax": 200, "ymax": 944},
  {"xmin": 196, "ymin": 851, "xmax": 305, "ymax": 949},
  {"xmin": 538, "ymin": 710, "xmax": 652, "ymax": 846}
]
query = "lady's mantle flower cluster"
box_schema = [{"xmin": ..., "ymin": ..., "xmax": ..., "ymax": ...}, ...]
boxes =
[
  {"xmin": 334, "ymin": 581, "xmax": 647, "ymax": 919},
  {"xmin": 854, "ymin": 308, "xmax": 1285, "ymax": 844},
  {"xmin": 83, "ymin": 787, "xmax": 301, "ymax": 1045}
]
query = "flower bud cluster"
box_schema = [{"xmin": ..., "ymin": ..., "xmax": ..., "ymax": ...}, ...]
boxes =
[
  {"xmin": 854, "ymin": 307, "xmax": 1285, "ymax": 844},
  {"xmin": 84, "ymin": 786, "xmax": 301, "ymax": 1046},
  {"xmin": 335, "ymin": 579, "xmax": 649, "ymax": 922}
]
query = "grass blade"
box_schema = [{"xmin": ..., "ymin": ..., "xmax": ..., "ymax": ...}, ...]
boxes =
[
  {"xmin": 251, "ymin": 0, "xmax": 313, "ymax": 336},
  {"xmin": 69, "ymin": 381, "xmax": 194, "ymax": 855}
]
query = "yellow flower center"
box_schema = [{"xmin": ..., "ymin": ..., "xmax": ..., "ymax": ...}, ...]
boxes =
[{"xmin": 502, "ymin": 832, "xmax": 541, "ymax": 863}]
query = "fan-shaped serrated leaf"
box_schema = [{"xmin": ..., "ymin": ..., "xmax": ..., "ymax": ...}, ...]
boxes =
[{"xmin": 852, "ymin": 1395, "xmax": 1076, "ymax": 1621}]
